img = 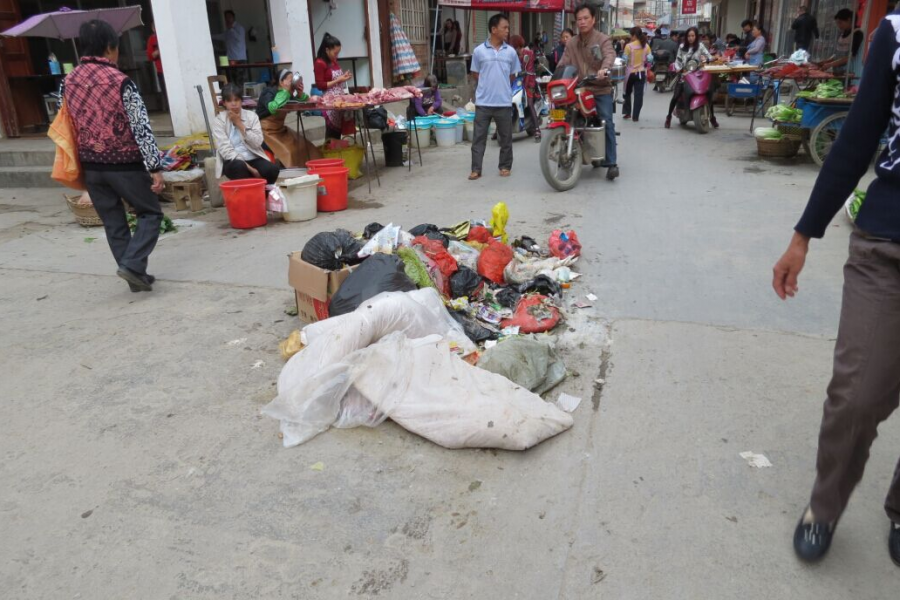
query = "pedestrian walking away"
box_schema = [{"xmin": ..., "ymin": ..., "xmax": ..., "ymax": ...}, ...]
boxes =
[
  {"xmin": 468, "ymin": 14, "xmax": 521, "ymax": 180},
  {"xmin": 557, "ymin": 3, "xmax": 619, "ymax": 180},
  {"xmin": 62, "ymin": 19, "xmax": 165, "ymax": 293},
  {"xmin": 791, "ymin": 5, "xmax": 820, "ymax": 51},
  {"xmin": 622, "ymin": 26, "xmax": 651, "ymax": 122},
  {"xmin": 772, "ymin": 8, "xmax": 900, "ymax": 567}
]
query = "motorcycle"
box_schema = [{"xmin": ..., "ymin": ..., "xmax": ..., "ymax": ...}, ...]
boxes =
[
  {"xmin": 539, "ymin": 64, "xmax": 610, "ymax": 192},
  {"xmin": 652, "ymin": 50, "xmax": 677, "ymax": 93},
  {"xmin": 673, "ymin": 61, "xmax": 714, "ymax": 134},
  {"xmin": 511, "ymin": 74, "xmax": 543, "ymax": 136}
]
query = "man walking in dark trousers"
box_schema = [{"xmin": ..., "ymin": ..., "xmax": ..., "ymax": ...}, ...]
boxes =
[
  {"xmin": 772, "ymin": 9, "xmax": 900, "ymax": 567},
  {"xmin": 791, "ymin": 5, "xmax": 820, "ymax": 51},
  {"xmin": 468, "ymin": 14, "xmax": 521, "ymax": 180}
]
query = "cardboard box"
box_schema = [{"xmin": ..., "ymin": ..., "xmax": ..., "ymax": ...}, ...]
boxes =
[{"xmin": 288, "ymin": 252, "xmax": 355, "ymax": 323}]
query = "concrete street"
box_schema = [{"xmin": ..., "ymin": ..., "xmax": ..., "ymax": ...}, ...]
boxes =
[{"xmin": 1, "ymin": 91, "xmax": 899, "ymax": 599}]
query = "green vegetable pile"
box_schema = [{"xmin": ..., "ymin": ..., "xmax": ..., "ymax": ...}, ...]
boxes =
[
  {"xmin": 814, "ymin": 79, "xmax": 846, "ymax": 99},
  {"xmin": 846, "ymin": 189, "xmax": 865, "ymax": 221},
  {"xmin": 127, "ymin": 213, "xmax": 177, "ymax": 235},
  {"xmin": 753, "ymin": 127, "xmax": 783, "ymax": 140},
  {"xmin": 765, "ymin": 104, "xmax": 803, "ymax": 123}
]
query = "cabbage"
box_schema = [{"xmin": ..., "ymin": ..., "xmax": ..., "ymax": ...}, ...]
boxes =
[
  {"xmin": 765, "ymin": 104, "xmax": 803, "ymax": 123},
  {"xmin": 754, "ymin": 127, "xmax": 783, "ymax": 140}
]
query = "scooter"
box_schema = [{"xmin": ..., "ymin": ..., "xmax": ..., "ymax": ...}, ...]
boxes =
[
  {"xmin": 511, "ymin": 72, "xmax": 547, "ymax": 137},
  {"xmin": 673, "ymin": 62, "xmax": 714, "ymax": 134},
  {"xmin": 652, "ymin": 50, "xmax": 677, "ymax": 93}
]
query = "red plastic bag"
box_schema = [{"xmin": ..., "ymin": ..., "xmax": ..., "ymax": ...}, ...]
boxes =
[
  {"xmin": 468, "ymin": 226, "xmax": 493, "ymax": 244},
  {"xmin": 413, "ymin": 235, "xmax": 458, "ymax": 295},
  {"xmin": 500, "ymin": 295, "xmax": 561, "ymax": 334},
  {"xmin": 477, "ymin": 240, "xmax": 513, "ymax": 284},
  {"xmin": 549, "ymin": 229, "xmax": 582, "ymax": 259}
]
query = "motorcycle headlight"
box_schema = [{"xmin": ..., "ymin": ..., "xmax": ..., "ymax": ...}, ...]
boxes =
[{"xmin": 550, "ymin": 85, "xmax": 567, "ymax": 101}]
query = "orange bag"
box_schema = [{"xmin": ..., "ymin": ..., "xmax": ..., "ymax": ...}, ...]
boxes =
[{"xmin": 48, "ymin": 100, "xmax": 86, "ymax": 191}]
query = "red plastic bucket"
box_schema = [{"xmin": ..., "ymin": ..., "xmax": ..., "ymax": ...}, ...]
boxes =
[
  {"xmin": 305, "ymin": 158, "xmax": 345, "ymax": 170},
  {"xmin": 307, "ymin": 166, "xmax": 349, "ymax": 212},
  {"xmin": 220, "ymin": 178, "xmax": 267, "ymax": 229}
]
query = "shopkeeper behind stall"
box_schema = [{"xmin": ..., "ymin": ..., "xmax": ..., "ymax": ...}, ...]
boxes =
[
  {"xmin": 213, "ymin": 83, "xmax": 280, "ymax": 185},
  {"xmin": 314, "ymin": 33, "xmax": 356, "ymax": 139},
  {"xmin": 407, "ymin": 74, "xmax": 442, "ymax": 121},
  {"xmin": 256, "ymin": 69, "xmax": 322, "ymax": 167},
  {"xmin": 819, "ymin": 9, "xmax": 865, "ymax": 80}
]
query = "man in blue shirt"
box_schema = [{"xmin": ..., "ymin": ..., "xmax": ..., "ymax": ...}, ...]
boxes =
[{"xmin": 468, "ymin": 14, "xmax": 521, "ymax": 180}]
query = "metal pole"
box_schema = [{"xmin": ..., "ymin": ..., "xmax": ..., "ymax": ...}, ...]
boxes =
[
  {"xmin": 430, "ymin": 4, "xmax": 442, "ymax": 75},
  {"xmin": 196, "ymin": 84, "xmax": 215, "ymax": 151}
]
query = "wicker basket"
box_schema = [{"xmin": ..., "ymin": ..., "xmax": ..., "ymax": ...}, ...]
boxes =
[
  {"xmin": 756, "ymin": 136, "xmax": 801, "ymax": 158},
  {"xmin": 64, "ymin": 193, "xmax": 103, "ymax": 227},
  {"xmin": 775, "ymin": 121, "xmax": 805, "ymax": 140}
]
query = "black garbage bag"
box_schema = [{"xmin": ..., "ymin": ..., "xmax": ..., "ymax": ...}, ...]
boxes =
[
  {"xmin": 409, "ymin": 223, "xmax": 440, "ymax": 237},
  {"xmin": 450, "ymin": 310, "xmax": 497, "ymax": 343},
  {"xmin": 328, "ymin": 254, "xmax": 416, "ymax": 317},
  {"xmin": 516, "ymin": 274, "xmax": 562, "ymax": 297},
  {"xmin": 495, "ymin": 287, "xmax": 522, "ymax": 308},
  {"xmin": 449, "ymin": 266, "xmax": 484, "ymax": 298},
  {"xmin": 363, "ymin": 222, "xmax": 384, "ymax": 240},
  {"xmin": 424, "ymin": 230, "xmax": 450, "ymax": 248},
  {"xmin": 513, "ymin": 235, "xmax": 541, "ymax": 254},
  {"xmin": 301, "ymin": 229, "xmax": 364, "ymax": 271},
  {"xmin": 363, "ymin": 106, "xmax": 388, "ymax": 130}
]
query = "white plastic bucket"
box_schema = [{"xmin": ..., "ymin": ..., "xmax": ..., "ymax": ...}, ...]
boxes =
[
  {"xmin": 279, "ymin": 176, "xmax": 320, "ymax": 222},
  {"xmin": 454, "ymin": 121, "xmax": 464, "ymax": 143},
  {"xmin": 408, "ymin": 124, "xmax": 431, "ymax": 148},
  {"xmin": 464, "ymin": 120, "xmax": 474, "ymax": 141},
  {"xmin": 435, "ymin": 121, "xmax": 456, "ymax": 147}
]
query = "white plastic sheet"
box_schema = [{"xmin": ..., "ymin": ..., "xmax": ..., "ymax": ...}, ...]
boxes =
[
  {"xmin": 264, "ymin": 288, "xmax": 573, "ymax": 449},
  {"xmin": 265, "ymin": 289, "xmax": 476, "ymax": 447}
]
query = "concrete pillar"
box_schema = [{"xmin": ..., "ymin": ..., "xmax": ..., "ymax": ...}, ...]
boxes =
[
  {"xmin": 152, "ymin": 0, "xmax": 219, "ymax": 136},
  {"xmin": 284, "ymin": 0, "xmax": 315, "ymax": 82},
  {"xmin": 366, "ymin": 0, "xmax": 385, "ymax": 88}
]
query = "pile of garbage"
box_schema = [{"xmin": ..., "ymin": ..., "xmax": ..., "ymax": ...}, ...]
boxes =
[{"xmin": 265, "ymin": 203, "xmax": 592, "ymax": 451}]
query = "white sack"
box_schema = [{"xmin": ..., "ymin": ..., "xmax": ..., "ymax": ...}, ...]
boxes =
[
  {"xmin": 263, "ymin": 289, "xmax": 476, "ymax": 447},
  {"xmin": 348, "ymin": 334, "xmax": 574, "ymax": 450}
]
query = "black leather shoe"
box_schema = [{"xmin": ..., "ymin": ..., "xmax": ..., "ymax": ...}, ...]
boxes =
[
  {"xmin": 890, "ymin": 522, "xmax": 900, "ymax": 567},
  {"xmin": 793, "ymin": 508, "xmax": 835, "ymax": 562},
  {"xmin": 606, "ymin": 165, "xmax": 620, "ymax": 180},
  {"xmin": 118, "ymin": 267, "xmax": 152, "ymax": 292}
]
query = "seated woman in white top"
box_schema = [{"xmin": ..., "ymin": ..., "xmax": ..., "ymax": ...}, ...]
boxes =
[{"xmin": 212, "ymin": 83, "xmax": 279, "ymax": 184}]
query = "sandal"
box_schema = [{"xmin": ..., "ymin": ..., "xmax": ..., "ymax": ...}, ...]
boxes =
[
  {"xmin": 468, "ymin": 171, "xmax": 481, "ymax": 180},
  {"xmin": 499, "ymin": 169, "xmax": 511, "ymax": 177}
]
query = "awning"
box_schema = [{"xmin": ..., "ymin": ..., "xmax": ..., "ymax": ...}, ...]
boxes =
[{"xmin": 438, "ymin": 0, "xmax": 577, "ymax": 13}]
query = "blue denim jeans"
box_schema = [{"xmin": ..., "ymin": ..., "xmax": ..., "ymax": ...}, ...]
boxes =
[{"xmin": 595, "ymin": 93, "xmax": 617, "ymax": 166}]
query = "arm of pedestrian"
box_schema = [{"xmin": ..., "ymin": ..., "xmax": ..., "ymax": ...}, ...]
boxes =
[
  {"xmin": 121, "ymin": 79, "xmax": 162, "ymax": 173},
  {"xmin": 772, "ymin": 231, "xmax": 810, "ymax": 300},
  {"xmin": 794, "ymin": 17, "xmax": 897, "ymax": 241}
]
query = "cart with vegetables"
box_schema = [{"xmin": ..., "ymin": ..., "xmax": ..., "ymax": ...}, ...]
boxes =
[{"xmin": 795, "ymin": 95, "xmax": 854, "ymax": 166}]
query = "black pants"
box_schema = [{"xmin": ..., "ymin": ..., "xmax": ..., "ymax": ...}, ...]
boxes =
[
  {"xmin": 85, "ymin": 169, "xmax": 163, "ymax": 277},
  {"xmin": 222, "ymin": 157, "xmax": 279, "ymax": 185},
  {"xmin": 471, "ymin": 106, "xmax": 513, "ymax": 174},
  {"xmin": 623, "ymin": 72, "xmax": 646, "ymax": 119}
]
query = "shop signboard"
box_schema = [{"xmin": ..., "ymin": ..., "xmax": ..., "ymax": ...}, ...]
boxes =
[
  {"xmin": 682, "ymin": 0, "xmax": 697, "ymax": 14},
  {"xmin": 439, "ymin": 0, "xmax": 577, "ymax": 11}
]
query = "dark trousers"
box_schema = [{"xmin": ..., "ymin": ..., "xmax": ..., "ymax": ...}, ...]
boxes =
[
  {"xmin": 623, "ymin": 72, "xmax": 646, "ymax": 119},
  {"xmin": 223, "ymin": 157, "xmax": 279, "ymax": 185},
  {"xmin": 809, "ymin": 231, "xmax": 900, "ymax": 524},
  {"xmin": 595, "ymin": 93, "xmax": 617, "ymax": 166},
  {"xmin": 85, "ymin": 169, "xmax": 162, "ymax": 277},
  {"xmin": 525, "ymin": 93, "xmax": 541, "ymax": 138},
  {"xmin": 471, "ymin": 106, "xmax": 513, "ymax": 173}
]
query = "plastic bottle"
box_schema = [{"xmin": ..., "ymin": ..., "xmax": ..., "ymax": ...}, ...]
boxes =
[{"xmin": 48, "ymin": 53, "xmax": 61, "ymax": 75}]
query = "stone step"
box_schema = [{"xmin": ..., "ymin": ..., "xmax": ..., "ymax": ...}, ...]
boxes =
[
  {"xmin": 0, "ymin": 166, "xmax": 57, "ymax": 188},
  {"xmin": 0, "ymin": 149, "xmax": 56, "ymax": 168}
]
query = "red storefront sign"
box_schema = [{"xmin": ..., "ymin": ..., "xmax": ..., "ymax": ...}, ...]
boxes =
[
  {"xmin": 682, "ymin": 0, "xmax": 697, "ymax": 14},
  {"xmin": 439, "ymin": 0, "xmax": 577, "ymax": 11}
]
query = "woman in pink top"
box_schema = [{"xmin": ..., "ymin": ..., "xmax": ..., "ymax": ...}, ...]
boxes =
[{"xmin": 622, "ymin": 27, "xmax": 652, "ymax": 122}]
